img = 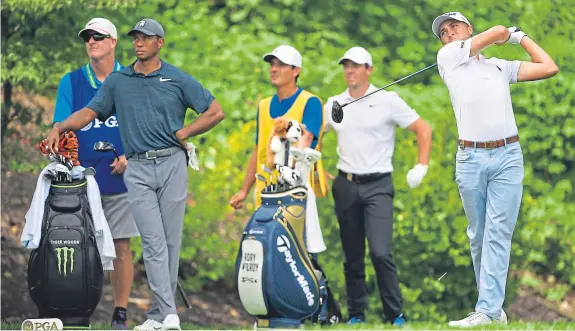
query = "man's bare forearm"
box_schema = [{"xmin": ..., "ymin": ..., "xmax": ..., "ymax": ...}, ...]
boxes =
[
  {"xmin": 521, "ymin": 37, "xmax": 553, "ymax": 63},
  {"xmin": 297, "ymin": 130, "xmax": 314, "ymax": 149},
  {"xmin": 180, "ymin": 100, "xmax": 225, "ymax": 139},
  {"xmin": 54, "ymin": 108, "xmax": 98, "ymax": 132},
  {"xmin": 416, "ymin": 123, "xmax": 432, "ymax": 165}
]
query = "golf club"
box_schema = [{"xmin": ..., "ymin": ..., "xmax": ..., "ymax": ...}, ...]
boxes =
[
  {"xmin": 262, "ymin": 165, "xmax": 276, "ymax": 192},
  {"xmin": 331, "ymin": 63, "xmax": 438, "ymax": 123},
  {"xmin": 177, "ymin": 280, "xmax": 192, "ymax": 309},
  {"xmin": 93, "ymin": 140, "xmax": 120, "ymax": 159},
  {"xmin": 255, "ymin": 173, "xmax": 269, "ymax": 192}
]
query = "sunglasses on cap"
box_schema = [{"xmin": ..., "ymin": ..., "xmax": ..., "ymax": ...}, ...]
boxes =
[{"xmin": 81, "ymin": 33, "xmax": 110, "ymax": 42}]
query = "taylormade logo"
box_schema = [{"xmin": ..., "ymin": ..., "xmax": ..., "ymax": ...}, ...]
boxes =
[
  {"xmin": 248, "ymin": 228, "xmax": 264, "ymax": 235},
  {"xmin": 276, "ymin": 235, "xmax": 315, "ymax": 306}
]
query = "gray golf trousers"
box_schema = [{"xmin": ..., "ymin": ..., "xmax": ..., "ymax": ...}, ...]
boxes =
[{"xmin": 124, "ymin": 148, "xmax": 188, "ymax": 321}]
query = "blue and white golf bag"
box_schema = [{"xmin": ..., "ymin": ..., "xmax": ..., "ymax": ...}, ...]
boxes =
[{"xmin": 235, "ymin": 186, "xmax": 321, "ymax": 328}]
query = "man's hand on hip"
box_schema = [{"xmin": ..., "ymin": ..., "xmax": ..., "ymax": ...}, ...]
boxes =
[
  {"xmin": 110, "ymin": 155, "xmax": 128, "ymax": 174},
  {"xmin": 176, "ymin": 128, "xmax": 192, "ymax": 150},
  {"xmin": 406, "ymin": 163, "xmax": 428, "ymax": 188}
]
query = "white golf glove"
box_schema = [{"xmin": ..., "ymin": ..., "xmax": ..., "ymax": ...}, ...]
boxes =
[
  {"xmin": 507, "ymin": 26, "xmax": 527, "ymax": 45},
  {"xmin": 406, "ymin": 163, "xmax": 428, "ymax": 188},
  {"xmin": 186, "ymin": 142, "xmax": 199, "ymax": 171}
]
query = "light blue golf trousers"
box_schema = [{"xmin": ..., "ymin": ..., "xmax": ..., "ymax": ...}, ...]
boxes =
[{"xmin": 455, "ymin": 141, "xmax": 524, "ymax": 319}]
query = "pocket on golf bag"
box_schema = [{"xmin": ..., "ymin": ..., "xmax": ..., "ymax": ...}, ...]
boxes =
[{"xmin": 235, "ymin": 192, "xmax": 320, "ymax": 321}]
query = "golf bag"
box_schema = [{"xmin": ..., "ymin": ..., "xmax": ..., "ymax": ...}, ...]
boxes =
[
  {"xmin": 235, "ymin": 186, "xmax": 321, "ymax": 328},
  {"xmin": 27, "ymin": 178, "xmax": 104, "ymax": 328}
]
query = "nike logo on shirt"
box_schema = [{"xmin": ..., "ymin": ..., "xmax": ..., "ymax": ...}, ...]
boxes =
[{"xmin": 159, "ymin": 77, "xmax": 171, "ymax": 82}]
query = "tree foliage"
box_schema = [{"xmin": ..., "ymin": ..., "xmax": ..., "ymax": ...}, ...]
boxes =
[
  {"xmin": 4, "ymin": 0, "xmax": 574, "ymax": 323},
  {"xmin": 0, "ymin": 0, "xmax": 137, "ymax": 141}
]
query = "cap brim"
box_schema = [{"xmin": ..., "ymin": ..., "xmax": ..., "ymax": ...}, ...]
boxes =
[
  {"xmin": 432, "ymin": 15, "xmax": 451, "ymax": 38},
  {"xmin": 262, "ymin": 53, "xmax": 276, "ymax": 62},
  {"xmin": 127, "ymin": 28, "xmax": 161, "ymax": 37},
  {"xmin": 432, "ymin": 15, "xmax": 469, "ymax": 38},
  {"xmin": 263, "ymin": 53, "xmax": 296, "ymax": 66},
  {"xmin": 338, "ymin": 56, "xmax": 369, "ymax": 65},
  {"xmin": 78, "ymin": 27, "xmax": 115, "ymax": 38}
]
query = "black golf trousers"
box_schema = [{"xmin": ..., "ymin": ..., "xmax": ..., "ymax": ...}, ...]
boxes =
[{"xmin": 331, "ymin": 171, "xmax": 403, "ymax": 321}]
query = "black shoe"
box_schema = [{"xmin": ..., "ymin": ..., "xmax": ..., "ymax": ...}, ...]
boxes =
[{"xmin": 111, "ymin": 307, "xmax": 128, "ymax": 330}]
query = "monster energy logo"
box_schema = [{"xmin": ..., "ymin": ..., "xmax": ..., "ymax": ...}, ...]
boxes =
[{"xmin": 54, "ymin": 247, "xmax": 75, "ymax": 276}]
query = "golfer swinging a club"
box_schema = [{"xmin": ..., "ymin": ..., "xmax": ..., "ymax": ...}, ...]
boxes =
[{"xmin": 432, "ymin": 11, "xmax": 559, "ymax": 327}]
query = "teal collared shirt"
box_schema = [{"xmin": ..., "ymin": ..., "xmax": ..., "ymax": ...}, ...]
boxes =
[{"xmin": 87, "ymin": 60, "xmax": 215, "ymax": 157}]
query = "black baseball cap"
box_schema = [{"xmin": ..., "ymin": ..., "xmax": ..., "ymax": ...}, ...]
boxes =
[{"xmin": 127, "ymin": 18, "xmax": 164, "ymax": 37}]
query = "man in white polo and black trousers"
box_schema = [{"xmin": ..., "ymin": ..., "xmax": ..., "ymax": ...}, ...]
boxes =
[
  {"xmin": 431, "ymin": 11, "xmax": 559, "ymax": 328},
  {"xmin": 323, "ymin": 46, "xmax": 433, "ymax": 326}
]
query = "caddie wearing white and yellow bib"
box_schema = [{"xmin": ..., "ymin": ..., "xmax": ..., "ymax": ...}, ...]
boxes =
[{"xmin": 230, "ymin": 45, "xmax": 327, "ymax": 255}]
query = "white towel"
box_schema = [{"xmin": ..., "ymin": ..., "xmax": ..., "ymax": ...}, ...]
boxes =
[
  {"xmin": 304, "ymin": 183, "xmax": 327, "ymax": 254},
  {"xmin": 187, "ymin": 142, "xmax": 199, "ymax": 171},
  {"xmin": 21, "ymin": 163, "xmax": 116, "ymax": 271}
]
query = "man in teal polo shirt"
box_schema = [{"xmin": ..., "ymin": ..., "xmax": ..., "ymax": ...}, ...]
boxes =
[
  {"xmin": 53, "ymin": 17, "xmax": 139, "ymax": 330},
  {"xmin": 46, "ymin": 18, "xmax": 226, "ymax": 331}
]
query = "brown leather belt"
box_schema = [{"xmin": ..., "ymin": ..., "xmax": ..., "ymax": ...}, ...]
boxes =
[{"xmin": 458, "ymin": 135, "xmax": 519, "ymax": 149}]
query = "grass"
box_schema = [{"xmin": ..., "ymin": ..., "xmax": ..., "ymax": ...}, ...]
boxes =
[{"xmin": 2, "ymin": 321, "xmax": 574, "ymax": 330}]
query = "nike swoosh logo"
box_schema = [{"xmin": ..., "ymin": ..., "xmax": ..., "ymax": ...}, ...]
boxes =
[{"xmin": 159, "ymin": 78, "xmax": 171, "ymax": 82}]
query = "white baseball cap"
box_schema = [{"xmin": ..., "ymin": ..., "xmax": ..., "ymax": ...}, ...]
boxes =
[
  {"xmin": 263, "ymin": 45, "xmax": 302, "ymax": 68},
  {"xmin": 338, "ymin": 46, "xmax": 373, "ymax": 66},
  {"xmin": 432, "ymin": 11, "xmax": 471, "ymax": 39},
  {"xmin": 78, "ymin": 17, "xmax": 118, "ymax": 39}
]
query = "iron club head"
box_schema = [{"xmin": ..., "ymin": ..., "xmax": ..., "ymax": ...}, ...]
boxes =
[
  {"xmin": 93, "ymin": 141, "xmax": 115, "ymax": 152},
  {"xmin": 255, "ymin": 174, "xmax": 269, "ymax": 192},
  {"xmin": 94, "ymin": 141, "xmax": 120, "ymax": 159}
]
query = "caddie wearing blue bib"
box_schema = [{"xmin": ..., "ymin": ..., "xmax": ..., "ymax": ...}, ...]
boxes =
[{"xmin": 52, "ymin": 18, "xmax": 139, "ymax": 330}]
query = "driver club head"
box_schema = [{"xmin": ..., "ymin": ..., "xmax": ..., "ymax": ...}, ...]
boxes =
[
  {"xmin": 331, "ymin": 101, "xmax": 344, "ymax": 123},
  {"xmin": 93, "ymin": 141, "xmax": 115, "ymax": 152}
]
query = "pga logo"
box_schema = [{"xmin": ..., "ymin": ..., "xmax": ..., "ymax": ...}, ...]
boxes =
[
  {"xmin": 81, "ymin": 115, "xmax": 119, "ymax": 131},
  {"xmin": 21, "ymin": 319, "xmax": 63, "ymax": 330}
]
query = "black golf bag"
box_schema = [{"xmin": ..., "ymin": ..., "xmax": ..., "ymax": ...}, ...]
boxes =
[
  {"xmin": 235, "ymin": 186, "xmax": 341, "ymax": 328},
  {"xmin": 27, "ymin": 178, "xmax": 104, "ymax": 329}
]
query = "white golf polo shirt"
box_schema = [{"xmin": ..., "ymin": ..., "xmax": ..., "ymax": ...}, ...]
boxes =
[
  {"xmin": 324, "ymin": 85, "xmax": 420, "ymax": 174},
  {"xmin": 437, "ymin": 38, "xmax": 522, "ymax": 141}
]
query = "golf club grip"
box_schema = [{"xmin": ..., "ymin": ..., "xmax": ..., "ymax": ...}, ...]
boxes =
[{"xmin": 177, "ymin": 281, "xmax": 192, "ymax": 309}]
